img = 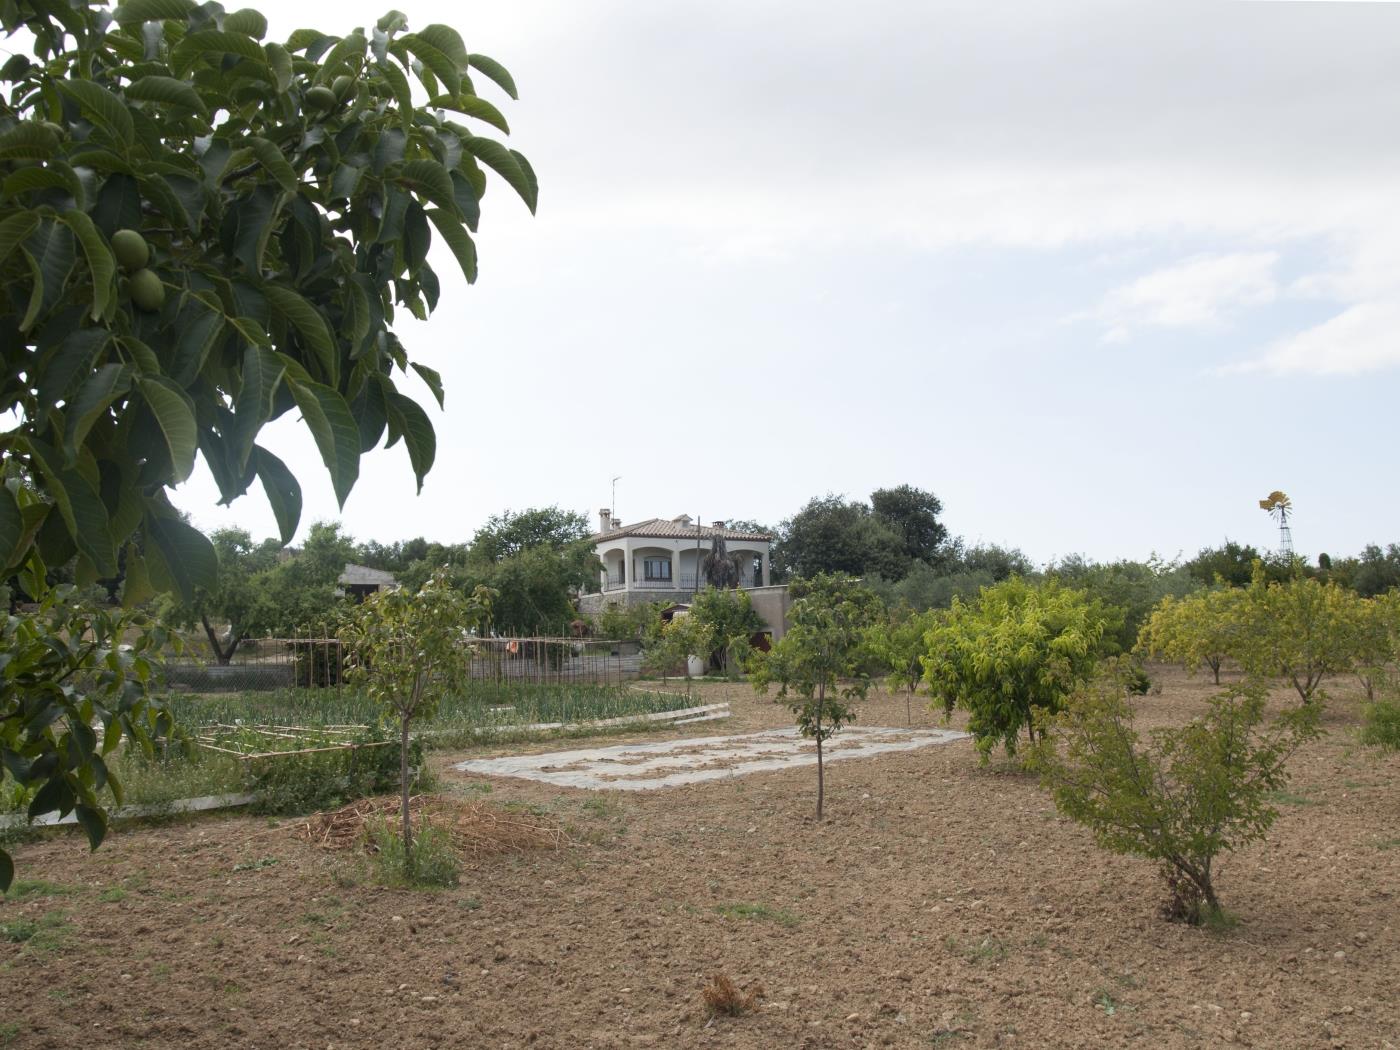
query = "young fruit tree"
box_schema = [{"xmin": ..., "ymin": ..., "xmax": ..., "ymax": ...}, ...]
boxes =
[
  {"xmin": 341, "ymin": 572, "xmax": 492, "ymax": 862},
  {"xmin": 1346, "ymin": 591, "xmax": 1399, "ymax": 701},
  {"xmin": 0, "ymin": 0, "xmax": 532, "ymax": 887},
  {"xmin": 1029, "ymin": 669, "xmax": 1321, "ymax": 924},
  {"xmin": 748, "ymin": 573, "xmax": 883, "ymax": 820},
  {"xmin": 922, "ymin": 577, "xmax": 1106, "ymax": 761},
  {"xmin": 1136, "ymin": 587, "xmax": 1248, "ymax": 685},
  {"xmin": 1236, "ymin": 568, "xmax": 1362, "ymax": 703},
  {"xmin": 866, "ymin": 606, "xmax": 939, "ymax": 725},
  {"xmin": 642, "ymin": 611, "xmax": 715, "ymax": 684},
  {"xmin": 688, "ymin": 586, "xmax": 765, "ymax": 676}
]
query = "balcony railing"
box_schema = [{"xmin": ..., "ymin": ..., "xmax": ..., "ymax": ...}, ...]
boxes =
[{"xmin": 601, "ymin": 573, "xmax": 759, "ymax": 593}]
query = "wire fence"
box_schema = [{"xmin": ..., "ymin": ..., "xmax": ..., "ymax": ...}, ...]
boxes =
[{"xmin": 162, "ymin": 631, "xmax": 645, "ymax": 694}]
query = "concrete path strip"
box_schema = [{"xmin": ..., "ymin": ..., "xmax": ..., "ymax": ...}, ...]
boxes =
[{"xmin": 453, "ymin": 726, "xmax": 970, "ymax": 791}]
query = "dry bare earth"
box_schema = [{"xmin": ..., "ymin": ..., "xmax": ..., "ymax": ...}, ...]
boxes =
[{"xmin": 2, "ymin": 667, "xmax": 1397, "ymax": 1049}]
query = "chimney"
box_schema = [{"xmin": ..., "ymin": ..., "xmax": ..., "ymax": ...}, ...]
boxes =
[
  {"xmin": 599, "ymin": 507, "xmax": 613, "ymax": 532},
  {"xmin": 712, "ymin": 520, "xmax": 725, "ymax": 530}
]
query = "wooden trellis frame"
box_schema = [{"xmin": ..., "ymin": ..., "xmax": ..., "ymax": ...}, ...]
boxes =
[{"xmin": 194, "ymin": 723, "xmax": 394, "ymax": 762}]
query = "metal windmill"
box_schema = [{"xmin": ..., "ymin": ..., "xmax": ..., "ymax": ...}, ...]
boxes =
[{"xmin": 1258, "ymin": 490, "xmax": 1293, "ymax": 557}]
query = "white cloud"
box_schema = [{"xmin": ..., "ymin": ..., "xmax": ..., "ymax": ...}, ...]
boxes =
[
  {"xmin": 1227, "ymin": 300, "xmax": 1400, "ymax": 375},
  {"xmin": 1082, "ymin": 252, "xmax": 1279, "ymax": 341}
]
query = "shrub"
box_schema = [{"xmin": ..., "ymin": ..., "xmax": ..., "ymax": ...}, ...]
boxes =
[
  {"xmin": 1360, "ymin": 695, "xmax": 1400, "ymax": 752},
  {"xmin": 246, "ymin": 732, "xmax": 418, "ymax": 816},
  {"xmin": 1124, "ymin": 663, "xmax": 1151, "ymax": 696},
  {"xmin": 368, "ymin": 818, "xmax": 460, "ymax": 888},
  {"xmin": 1030, "ymin": 672, "xmax": 1321, "ymax": 924}
]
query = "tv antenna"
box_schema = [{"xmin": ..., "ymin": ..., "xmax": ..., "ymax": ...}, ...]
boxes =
[
  {"xmin": 610, "ymin": 476, "xmax": 621, "ymax": 518},
  {"xmin": 1258, "ymin": 490, "xmax": 1293, "ymax": 556}
]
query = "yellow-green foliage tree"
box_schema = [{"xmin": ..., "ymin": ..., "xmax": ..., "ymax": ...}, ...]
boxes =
[
  {"xmin": 341, "ymin": 572, "xmax": 492, "ymax": 861},
  {"xmin": 1136, "ymin": 587, "xmax": 1248, "ymax": 685},
  {"xmin": 866, "ymin": 606, "xmax": 940, "ymax": 724},
  {"xmin": 1236, "ymin": 568, "xmax": 1364, "ymax": 704},
  {"xmin": 922, "ymin": 577, "xmax": 1106, "ymax": 761},
  {"xmin": 1347, "ymin": 591, "xmax": 1399, "ymax": 701}
]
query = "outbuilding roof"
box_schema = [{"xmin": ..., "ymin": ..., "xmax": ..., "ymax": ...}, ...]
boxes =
[
  {"xmin": 337, "ymin": 563, "xmax": 398, "ymax": 587},
  {"xmin": 593, "ymin": 518, "xmax": 772, "ymax": 543}
]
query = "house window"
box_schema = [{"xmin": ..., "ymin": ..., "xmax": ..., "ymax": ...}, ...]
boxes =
[{"xmin": 643, "ymin": 558, "xmax": 672, "ymax": 581}]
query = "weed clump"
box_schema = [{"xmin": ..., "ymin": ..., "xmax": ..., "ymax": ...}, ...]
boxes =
[
  {"xmin": 369, "ymin": 818, "xmax": 460, "ymax": 888},
  {"xmin": 1360, "ymin": 695, "xmax": 1400, "ymax": 752},
  {"xmin": 701, "ymin": 972, "xmax": 762, "ymax": 1018}
]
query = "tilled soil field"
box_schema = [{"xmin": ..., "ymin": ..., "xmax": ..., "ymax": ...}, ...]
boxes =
[{"xmin": 2, "ymin": 667, "xmax": 1397, "ymax": 1049}]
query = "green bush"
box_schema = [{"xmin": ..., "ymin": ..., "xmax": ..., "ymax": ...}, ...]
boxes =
[
  {"xmin": 1360, "ymin": 696, "xmax": 1400, "ymax": 751},
  {"xmin": 1030, "ymin": 673, "xmax": 1321, "ymax": 924},
  {"xmin": 368, "ymin": 818, "xmax": 459, "ymax": 888},
  {"xmin": 246, "ymin": 731, "xmax": 420, "ymax": 815},
  {"xmin": 1124, "ymin": 663, "xmax": 1151, "ymax": 696}
]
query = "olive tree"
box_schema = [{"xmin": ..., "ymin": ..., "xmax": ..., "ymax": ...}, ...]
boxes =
[
  {"xmin": 0, "ymin": 0, "xmax": 533, "ymax": 887},
  {"xmin": 748, "ymin": 573, "xmax": 882, "ymax": 820},
  {"xmin": 922, "ymin": 577, "xmax": 1106, "ymax": 761},
  {"xmin": 341, "ymin": 571, "xmax": 491, "ymax": 860}
]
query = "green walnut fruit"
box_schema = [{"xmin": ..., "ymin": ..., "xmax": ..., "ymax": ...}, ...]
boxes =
[
  {"xmin": 332, "ymin": 75, "xmax": 354, "ymax": 101},
  {"xmin": 305, "ymin": 85, "xmax": 338, "ymax": 111},
  {"xmin": 111, "ymin": 229, "xmax": 150, "ymax": 271},
  {"xmin": 128, "ymin": 268, "xmax": 165, "ymax": 312}
]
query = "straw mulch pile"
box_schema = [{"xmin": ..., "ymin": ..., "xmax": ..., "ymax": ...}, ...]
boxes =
[{"xmin": 298, "ymin": 793, "xmax": 567, "ymax": 858}]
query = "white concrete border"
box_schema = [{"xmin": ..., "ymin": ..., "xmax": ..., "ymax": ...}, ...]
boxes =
[{"xmin": 0, "ymin": 792, "xmax": 256, "ymax": 830}]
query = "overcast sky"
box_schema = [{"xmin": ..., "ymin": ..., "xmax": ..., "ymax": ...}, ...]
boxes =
[{"xmin": 180, "ymin": 0, "xmax": 1400, "ymax": 564}]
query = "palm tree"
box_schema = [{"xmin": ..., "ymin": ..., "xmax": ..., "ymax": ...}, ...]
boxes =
[{"xmin": 702, "ymin": 529, "xmax": 741, "ymax": 589}]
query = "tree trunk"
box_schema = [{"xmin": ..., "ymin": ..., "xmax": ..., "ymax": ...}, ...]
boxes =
[
  {"xmin": 1210, "ymin": 657, "xmax": 1221, "ymax": 685},
  {"xmin": 201, "ymin": 615, "xmax": 239, "ymax": 666},
  {"xmin": 815, "ymin": 683, "xmax": 825, "ymax": 822},
  {"xmin": 400, "ymin": 718, "xmax": 413, "ymax": 865}
]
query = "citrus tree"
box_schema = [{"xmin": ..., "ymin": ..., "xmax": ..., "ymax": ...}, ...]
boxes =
[
  {"xmin": 748, "ymin": 573, "xmax": 883, "ymax": 820},
  {"xmin": 0, "ymin": 0, "xmax": 533, "ymax": 887},
  {"xmin": 341, "ymin": 571, "xmax": 492, "ymax": 860},
  {"xmin": 922, "ymin": 577, "xmax": 1106, "ymax": 761}
]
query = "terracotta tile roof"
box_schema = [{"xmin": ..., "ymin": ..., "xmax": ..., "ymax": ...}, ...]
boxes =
[{"xmin": 593, "ymin": 518, "xmax": 772, "ymax": 543}]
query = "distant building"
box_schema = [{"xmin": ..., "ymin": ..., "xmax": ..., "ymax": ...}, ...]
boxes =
[
  {"xmin": 592, "ymin": 511, "xmax": 772, "ymax": 596},
  {"xmin": 336, "ymin": 563, "xmax": 397, "ymax": 601},
  {"xmin": 578, "ymin": 511, "xmax": 791, "ymax": 640}
]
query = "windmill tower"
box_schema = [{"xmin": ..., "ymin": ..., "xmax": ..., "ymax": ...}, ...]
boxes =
[{"xmin": 1258, "ymin": 490, "xmax": 1293, "ymax": 557}]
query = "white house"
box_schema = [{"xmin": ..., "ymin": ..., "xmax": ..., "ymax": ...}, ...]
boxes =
[{"xmin": 591, "ymin": 511, "xmax": 772, "ymax": 597}]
